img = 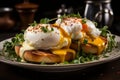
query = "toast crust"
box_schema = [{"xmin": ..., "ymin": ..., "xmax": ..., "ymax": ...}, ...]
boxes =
[{"xmin": 15, "ymin": 46, "xmax": 75, "ymax": 63}]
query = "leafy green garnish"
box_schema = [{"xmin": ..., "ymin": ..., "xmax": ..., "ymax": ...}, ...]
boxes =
[
  {"xmin": 100, "ymin": 26, "xmax": 109, "ymax": 37},
  {"xmin": 2, "ymin": 33, "xmax": 24, "ymax": 61},
  {"xmin": 40, "ymin": 18, "xmax": 57, "ymax": 24},
  {"xmin": 67, "ymin": 13, "xmax": 81, "ymax": 18},
  {"xmin": 2, "ymin": 41, "xmax": 21, "ymax": 61},
  {"xmin": 12, "ymin": 33, "xmax": 24, "ymax": 45},
  {"xmin": 81, "ymin": 18, "xmax": 87, "ymax": 24},
  {"xmin": 105, "ymin": 34, "xmax": 116, "ymax": 52},
  {"xmin": 40, "ymin": 18, "xmax": 50, "ymax": 24},
  {"xmin": 59, "ymin": 13, "xmax": 81, "ymax": 19},
  {"xmin": 29, "ymin": 21, "xmax": 37, "ymax": 27},
  {"xmin": 41, "ymin": 26, "xmax": 54, "ymax": 33},
  {"xmin": 83, "ymin": 39, "xmax": 88, "ymax": 44},
  {"xmin": 71, "ymin": 50, "xmax": 99, "ymax": 64},
  {"xmin": 93, "ymin": 21, "xmax": 98, "ymax": 26},
  {"xmin": 100, "ymin": 26, "xmax": 117, "ymax": 52}
]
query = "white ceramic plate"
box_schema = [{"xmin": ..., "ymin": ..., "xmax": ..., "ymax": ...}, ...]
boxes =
[{"xmin": 0, "ymin": 36, "xmax": 120, "ymax": 72}]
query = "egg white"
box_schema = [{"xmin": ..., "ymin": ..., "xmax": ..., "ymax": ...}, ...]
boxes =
[
  {"xmin": 56, "ymin": 18, "xmax": 83, "ymax": 40},
  {"xmin": 56, "ymin": 17, "xmax": 101, "ymax": 39},
  {"xmin": 85, "ymin": 20, "xmax": 101, "ymax": 37},
  {"xmin": 23, "ymin": 24, "xmax": 71, "ymax": 50}
]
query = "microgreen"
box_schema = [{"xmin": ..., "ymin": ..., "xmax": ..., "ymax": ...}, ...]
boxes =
[
  {"xmin": 41, "ymin": 26, "xmax": 54, "ymax": 33},
  {"xmin": 81, "ymin": 18, "xmax": 87, "ymax": 24},
  {"xmin": 100, "ymin": 26, "xmax": 109, "ymax": 37},
  {"xmin": 29, "ymin": 21, "xmax": 37, "ymax": 27},
  {"xmin": 2, "ymin": 33, "xmax": 24, "ymax": 61},
  {"xmin": 100, "ymin": 26, "xmax": 117, "ymax": 53},
  {"xmin": 59, "ymin": 12, "xmax": 81, "ymax": 19},
  {"xmin": 40, "ymin": 18, "xmax": 50, "ymax": 24},
  {"xmin": 83, "ymin": 39, "xmax": 88, "ymax": 44}
]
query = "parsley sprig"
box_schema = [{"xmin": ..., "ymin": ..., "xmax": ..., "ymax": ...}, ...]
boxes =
[
  {"xmin": 40, "ymin": 18, "xmax": 57, "ymax": 24},
  {"xmin": 41, "ymin": 26, "xmax": 54, "ymax": 33},
  {"xmin": 100, "ymin": 26, "xmax": 109, "ymax": 37},
  {"xmin": 100, "ymin": 26, "xmax": 117, "ymax": 52},
  {"xmin": 2, "ymin": 33, "xmax": 24, "ymax": 61},
  {"xmin": 81, "ymin": 18, "xmax": 87, "ymax": 24},
  {"xmin": 29, "ymin": 21, "xmax": 37, "ymax": 27},
  {"xmin": 71, "ymin": 50, "xmax": 99, "ymax": 64},
  {"xmin": 59, "ymin": 13, "xmax": 81, "ymax": 19}
]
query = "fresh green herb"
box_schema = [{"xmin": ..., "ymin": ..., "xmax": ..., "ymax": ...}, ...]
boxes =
[
  {"xmin": 106, "ymin": 34, "xmax": 116, "ymax": 52},
  {"xmin": 12, "ymin": 33, "xmax": 24, "ymax": 45},
  {"xmin": 51, "ymin": 27, "xmax": 54, "ymax": 31},
  {"xmin": 63, "ymin": 61, "xmax": 69, "ymax": 64},
  {"xmin": 100, "ymin": 26, "xmax": 109, "ymax": 37},
  {"xmin": 2, "ymin": 41, "xmax": 21, "ymax": 61},
  {"xmin": 59, "ymin": 14, "xmax": 67, "ymax": 19},
  {"xmin": 59, "ymin": 13, "xmax": 81, "ymax": 19},
  {"xmin": 41, "ymin": 26, "xmax": 54, "ymax": 33},
  {"xmin": 2, "ymin": 33, "xmax": 24, "ymax": 61},
  {"xmin": 103, "ymin": 53, "xmax": 109, "ymax": 58},
  {"xmin": 40, "ymin": 18, "xmax": 50, "ymax": 24},
  {"xmin": 100, "ymin": 26, "xmax": 117, "ymax": 52},
  {"xmin": 41, "ymin": 27, "xmax": 48, "ymax": 33},
  {"xmin": 83, "ymin": 39, "xmax": 88, "ymax": 44},
  {"xmin": 40, "ymin": 18, "xmax": 57, "ymax": 24},
  {"xmin": 71, "ymin": 50, "xmax": 99, "ymax": 64},
  {"xmin": 40, "ymin": 13, "xmax": 81, "ymax": 24},
  {"xmin": 29, "ymin": 21, "xmax": 37, "ymax": 27},
  {"xmin": 67, "ymin": 13, "xmax": 81, "ymax": 18},
  {"xmin": 81, "ymin": 18, "xmax": 87, "ymax": 24},
  {"xmin": 93, "ymin": 21, "xmax": 98, "ymax": 26}
]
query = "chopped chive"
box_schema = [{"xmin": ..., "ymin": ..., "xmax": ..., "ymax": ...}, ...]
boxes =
[{"xmin": 83, "ymin": 39, "xmax": 88, "ymax": 44}]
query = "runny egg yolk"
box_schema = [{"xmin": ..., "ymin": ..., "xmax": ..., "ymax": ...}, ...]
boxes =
[
  {"xmin": 79, "ymin": 20, "xmax": 105, "ymax": 54},
  {"xmin": 81, "ymin": 36, "xmax": 106, "ymax": 54},
  {"xmin": 52, "ymin": 49, "xmax": 76, "ymax": 62},
  {"xmin": 88, "ymin": 37, "xmax": 106, "ymax": 54},
  {"xmin": 52, "ymin": 24, "xmax": 76, "ymax": 62}
]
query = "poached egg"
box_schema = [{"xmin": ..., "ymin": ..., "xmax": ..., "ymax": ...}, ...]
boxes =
[
  {"xmin": 19, "ymin": 23, "xmax": 75, "ymax": 62},
  {"xmin": 55, "ymin": 17, "xmax": 101, "ymax": 39},
  {"xmin": 55, "ymin": 17, "xmax": 105, "ymax": 54}
]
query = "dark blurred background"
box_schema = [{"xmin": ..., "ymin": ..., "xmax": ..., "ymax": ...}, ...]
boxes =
[{"xmin": 0, "ymin": 0, "xmax": 120, "ymax": 35}]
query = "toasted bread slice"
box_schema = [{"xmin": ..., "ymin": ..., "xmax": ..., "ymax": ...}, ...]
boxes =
[
  {"xmin": 15, "ymin": 46, "xmax": 75, "ymax": 63},
  {"xmin": 70, "ymin": 36, "xmax": 107, "ymax": 54}
]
